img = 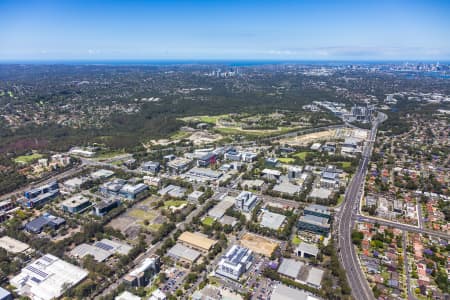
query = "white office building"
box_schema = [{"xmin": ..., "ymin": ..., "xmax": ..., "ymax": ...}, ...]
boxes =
[{"xmin": 216, "ymin": 245, "xmax": 253, "ymax": 280}]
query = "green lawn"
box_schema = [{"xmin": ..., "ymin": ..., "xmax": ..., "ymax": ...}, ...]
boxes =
[
  {"xmin": 164, "ymin": 200, "xmax": 188, "ymax": 208},
  {"xmin": 14, "ymin": 153, "xmax": 44, "ymax": 164},
  {"xmin": 292, "ymin": 235, "xmax": 301, "ymax": 245},
  {"xmin": 292, "ymin": 151, "xmax": 309, "ymax": 160},
  {"xmin": 278, "ymin": 157, "xmax": 295, "ymax": 164},
  {"xmin": 336, "ymin": 194, "xmax": 345, "ymax": 206},
  {"xmin": 340, "ymin": 161, "xmax": 352, "ymax": 168},
  {"xmin": 202, "ymin": 216, "xmax": 215, "ymax": 226}
]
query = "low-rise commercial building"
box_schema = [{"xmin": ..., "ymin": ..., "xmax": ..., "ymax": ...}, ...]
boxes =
[
  {"xmin": 167, "ymin": 157, "xmax": 193, "ymax": 174},
  {"xmin": 119, "ymin": 183, "xmax": 149, "ymax": 200},
  {"xmin": 260, "ymin": 211, "xmax": 286, "ymax": 230},
  {"xmin": 158, "ymin": 185, "xmax": 187, "ymax": 198},
  {"xmin": 141, "ymin": 161, "xmax": 160, "ymax": 174},
  {"xmin": 0, "ymin": 236, "xmax": 30, "ymax": 254},
  {"xmin": 297, "ymin": 214, "xmax": 330, "ymax": 235},
  {"xmin": 296, "ymin": 242, "xmax": 319, "ymax": 258},
  {"xmin": 0, "ymin": 287, "xmax": 12, "ymax": 300},
  {"xmin": 93, "ymin": 198, "xmax": 121, "ymax": 216},
  {"xmin": 91, "ymin": 169, "xmax": 114, "ymax": 179},
  {"xmin": 10, "ymin": 254, "xmax": 88, "ymax": 300},
  {"xmin": 304, "ymin": 204, "xmax": 331, "ymax": 219},
  {"xmin": 167, "ymin": 243, "xmax": 201, "ymax": 264},
  {"xmin": 270, "ymin": 284, "xmax": 319, "ymax": 300},
  {"xmin": 25, "ymin": 213, "xmax": 66, "ymax": 233},
  {"xmin": 61, "ymin": 194, "xmax": 92, "ymax": 214},
  {"xmin": 178, "ymin": 231, "xmax": 217, "ymax": 252}
]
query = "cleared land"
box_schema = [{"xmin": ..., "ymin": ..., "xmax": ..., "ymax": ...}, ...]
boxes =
[
  {"xmin": 240, "ymin": 232, "xmax": 279, "ymax": 257},
  {"xmin": 14, "ymin": 153, "xmax": 44, "ymax": 164},
  {"xmin": 108, "ymin": 196, "xmax": 165, "ymax": 236}
]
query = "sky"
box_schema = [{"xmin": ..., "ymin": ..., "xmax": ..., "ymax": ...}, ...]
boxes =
[{"xmin": 0, "ymin": 0, "xmax": 449, "ymax": 61}]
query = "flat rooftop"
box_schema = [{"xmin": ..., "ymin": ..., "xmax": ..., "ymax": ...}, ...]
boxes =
[
  {"xmin": 167, "ymin": 243, "xmax": 201, "ymax": 262},
  {"xmin": 0, "ymin": 236, "xmax": 30, "ymax": 254},
  {"xmin": 260, "ymin": 211, "xmax": 286, "ymax": 230},
  {"xmin": 270, "ymin": 284, "xmax": 319, "ymax": 300},
  {"xmin": 178, "ymin": 231, "xmax": 217, "ymax": 251}
]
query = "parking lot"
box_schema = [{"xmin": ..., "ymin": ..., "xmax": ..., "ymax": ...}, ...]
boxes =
[{"xmin": 161, "ymin": 267, "xmax": 187, "ymax": 294}]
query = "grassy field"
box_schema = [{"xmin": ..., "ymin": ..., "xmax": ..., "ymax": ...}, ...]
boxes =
[
  {"xmin": 94, "ymin": 150, "xmax": 126, "ymax": 160},
  {"xmin": 277, "ymin": 157, "xmax": 295, "ymax": 164},
  {"xmin": 169, "ymin": 130, "xmax": 191, "ymax": 140},
  {"xmin": 336, "ymin": 194, "xmax": 345, "ymax": 206},
  {"xmin": 128, "ymin": 209, "xmax": 157, "ymax": 221},
  {"xmin": 339, "ymin": 161, "xmax": 352, "ymax": 168},
  {"xmin": 202, "ymin": 216, "xmax": 215, "ymax": 226},
  {"xmin": 14, "ymin": 153, "xmax": 44, "ymax": 164},
  {"xmin": 292, "ymin": 151, "xmax": 310, "ymax": 160},
  {"xmin": 164, "ymin": 200, "xmax": 187, "ymax": 208},
  {"xmin": 216, "ymin": 126, "xmax": 299, "ymax": 137},
  {"xmin": 179, "ymin": 114, "xmax": 228, "ymax": 124},
  {"xmin": 292, "ymin": 235, "xmax": 301, "ymax": 245}
]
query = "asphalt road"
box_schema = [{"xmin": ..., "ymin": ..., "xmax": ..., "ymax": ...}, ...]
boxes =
[{"xmin": 335, "ymin": 113, "xmax": 386, "ymax": 300}]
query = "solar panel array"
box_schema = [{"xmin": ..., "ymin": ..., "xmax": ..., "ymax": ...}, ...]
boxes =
[
  {"xmin": 94, "ymin": 241, "xmax": 114, "ymax": 251},
  {"xmin": 26, "ymin": 265, "xmax": 48, "ymax": 279}
]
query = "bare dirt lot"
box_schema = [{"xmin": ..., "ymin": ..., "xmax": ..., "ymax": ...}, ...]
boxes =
[{"xmin": 240, "ymin": 232, "xmax": 279, "ymax": 257}]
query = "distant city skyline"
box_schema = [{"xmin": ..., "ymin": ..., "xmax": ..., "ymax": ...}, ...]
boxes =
[{"xmin": 1, "ymin": 0, "xmax": 450, "ymax": 61}]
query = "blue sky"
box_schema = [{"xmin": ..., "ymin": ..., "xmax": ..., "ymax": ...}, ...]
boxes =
[{"xmin": 0, "ymin": 0, "xmax": 449, "ymax": 61}]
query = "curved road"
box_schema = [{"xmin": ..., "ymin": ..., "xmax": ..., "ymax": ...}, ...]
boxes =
[{"xmin": 335, "ymin": 112, "xmax": 387, "ymax": 300}]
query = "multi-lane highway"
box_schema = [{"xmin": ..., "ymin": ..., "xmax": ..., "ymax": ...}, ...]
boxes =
[{"xmin": 335, "ymin": 112, "xmax": 386, "ymax": 300}]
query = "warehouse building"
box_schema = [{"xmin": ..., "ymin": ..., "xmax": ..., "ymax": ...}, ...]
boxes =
[
  {"xmin": 184, "ymin": 167, "xmax": 223, "ymax": 182},
  {"xmin": 90, "ymin": 169, "xmax": 114, "ymax": 179},
  {"xmin": 177, "ymin": 231, "xmax": 217, "ymax": 253},
  {"xmin": 260, "ymin": 211, "xmax": 286, "ymax": 230},
  {"xmin": 167, "ymin": 243, "xmax": 201, "ymax": 264},
  {"xmin": 0, "ymin": 236, "xmax": 30, "ymax": 254},
  {"xmin": 0, "ymin": 287, "xmax": 12, "ymax": 300},
  {"xmin": 270, "ymin": 284, "xmax": 319, "ymax": 300},
  {"xmin": 208, "ymin": 196, "xmax": 235, "ymax": 219},
  {"xmin": 296, "ymin": 242, "xmax": 319, "ymax": 258},
  {"xmin": 10, "ymin": 254, "xmax": 88, "ymax": 300}
]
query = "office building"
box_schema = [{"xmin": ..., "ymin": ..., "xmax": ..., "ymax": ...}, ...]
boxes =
[
  {"xmin": 141, "ymin": 161, "xmax": 160, "ymax": 174},
  {"xmin": 21, "ymin": 181, "xmax": 59, "ymax": 208},
  {"xmin": 184, "ymin": 167, "xmax": 223, "ymax": 182},
  {"xmin": 10, "ymin": 254, "xmax": 88, "ymax": 300},
  {"xmin": 61, "ymin": 195, "xmax": 92, "ymax": 214},
  {"xmin": 297, "ymin": 215, "xmax": 330, "ymax": 235},
  {"xmin": 296, "ymin": 242, "xmax": 319, "ymax": 258},
  {"xmin": 124, "ymin": 256, "xmax": 160, "ymax": 287},
  {"xmin": 119, "ymin": 183, "xmax": 149, "ymax": 200},
  {"xmin": 25, "ymin": 213, "xmax": 66, "ymax": 233},
  {"xmin": 235, "ymin": 191, "xmax": 259, "ymax": 213},
  {"xmin": 224, "ymin": 150, "xmax": 242, "ymax": 161},
  {"xmin": 304, "ymin": 204, "xmax": 331, "ymax": 219},
  {"xmin": 196, "ymin": 152, "xmax": 217, "ymax": 167},
  {"xmin": 93, "ymin": 198, "xmax": 121, "ymax": 216},
  {"xmin": 167, "ymin": 157, "xmax": 193, "ymax": 174},
  {"xmin": 0, "ymin": 287, "xmax": 12, "ymax": 300},
  {"xmin": 158, "ymin": 184, "xmax": 186, "ymax": 198},
  {"xmin": 100, "ymin": 179, "xmax": 126, "ymax": 196},
  {"xmin": 216, "ymin": 245, "xmax": 253, "ymax": 280}
]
